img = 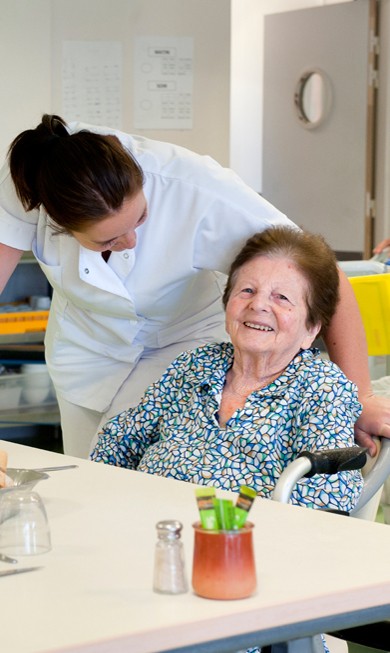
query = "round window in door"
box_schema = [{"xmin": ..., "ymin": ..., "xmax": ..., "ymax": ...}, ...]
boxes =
[{"xmin": 294, "ymin": 69, "xmax": 332, "ymax": 129}]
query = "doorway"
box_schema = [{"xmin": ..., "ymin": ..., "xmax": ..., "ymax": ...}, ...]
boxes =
[{"xmin": 262, "ymin": 0, "xmax": 379, "ymax": 259}]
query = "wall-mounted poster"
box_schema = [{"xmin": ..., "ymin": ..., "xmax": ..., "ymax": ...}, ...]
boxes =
[
  {"xmin": 62, "ymin": 41, "xmax": 122, "ymax": 128},
  {"xmin": 134, "ymin": 37, "xmax": 193, "ymax": 130}
]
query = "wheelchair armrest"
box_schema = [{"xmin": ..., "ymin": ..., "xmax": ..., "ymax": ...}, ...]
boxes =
[
  {"xmin": 272, "ymin": 446, "xmax": 367, "ymax": 505},
  {"xmin": 296, "ymin": 446, "xmax": 367, "ymax": 477}
]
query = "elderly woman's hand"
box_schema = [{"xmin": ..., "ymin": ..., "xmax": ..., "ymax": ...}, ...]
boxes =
[{"xmin": 354, "ymin": 394, "xmax": 390, "ymax": 456}]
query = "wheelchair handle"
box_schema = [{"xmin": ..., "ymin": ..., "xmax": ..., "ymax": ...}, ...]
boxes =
[
  {"xmin": 296, "ymin": 446, "xmax": 368, "ymax": 477},
  {"xmin": 272, "ymin": 446, "xmax": 367, "ymax": 505}
]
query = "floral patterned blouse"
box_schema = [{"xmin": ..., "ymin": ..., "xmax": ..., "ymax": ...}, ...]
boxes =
[{"xmin": 91, "ymin": 343, "xmax": 363, "ymax": 512}]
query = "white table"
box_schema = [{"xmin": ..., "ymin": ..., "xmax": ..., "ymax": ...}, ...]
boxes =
[{"xmin": 1, "ymin": 440, "xmax": 390, "ymax": 653}]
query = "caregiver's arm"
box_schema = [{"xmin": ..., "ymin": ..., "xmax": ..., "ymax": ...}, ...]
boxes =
[
  {"xmin": 323, "ymin": 268, "xmax": 390, "ymax": 455},
  {"xmin": 0, "ymin": 243, "xmax": 24, "ymax": 294}
]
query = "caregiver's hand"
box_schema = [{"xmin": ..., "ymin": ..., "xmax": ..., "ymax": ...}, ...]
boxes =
[{"xmin": 354, "ymin": 393, "xmax": 390, "ymax": 456}]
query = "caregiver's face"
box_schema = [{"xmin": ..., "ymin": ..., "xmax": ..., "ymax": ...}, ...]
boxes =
[
  {"xmin": 71, "ymin": 191, "xmax": 148, "ymax": 252},
  {"xmin": 225, "ymin": 255, "xmax": 320, "ymax": 363}
]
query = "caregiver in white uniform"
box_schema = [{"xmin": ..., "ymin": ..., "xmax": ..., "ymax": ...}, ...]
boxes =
[{"xmin": 0, "ymin": 115, "xmax": 388, "ymax": 457}]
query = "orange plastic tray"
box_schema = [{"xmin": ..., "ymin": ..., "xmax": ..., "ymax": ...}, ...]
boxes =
[{"xmin": 0, "ymin": 310, "xmax": 49, "ymax": 334}]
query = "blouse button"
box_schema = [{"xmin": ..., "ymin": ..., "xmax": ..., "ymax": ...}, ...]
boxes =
[
  {"xmin": 84, "ymin": 268, "xmax": 90, "ymax": 274},
  {"xmin": 123, "ymin": 252, "xmax": 129, "ymax": 259}
]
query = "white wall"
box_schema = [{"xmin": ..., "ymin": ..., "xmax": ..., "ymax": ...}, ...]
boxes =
[
  {"xmin": 0, "ymin": 0, "xmax": 232, "ymax": 166},
  {"xmin": 50, "ymin": 0, "xmax": 232, "ymax": 165},
  {"xmin": 0, "ymin": 0, "xmax": 334, "ymax": 181},
  {"xmin": 1, "ymin": 0, "xmax": 389, "ymax": 240},
  {"xmin": 0, "ymin": 0, "xmax": 51, "ymax": 162}
]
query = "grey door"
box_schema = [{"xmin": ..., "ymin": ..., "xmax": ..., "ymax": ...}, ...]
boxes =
[{"xmin": 262, "ymin": 0, "xmax": 378, "ymax": 257}]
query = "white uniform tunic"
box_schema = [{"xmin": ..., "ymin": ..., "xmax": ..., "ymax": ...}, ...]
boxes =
[{"xmin": 0, "ymin": 122, "xmax": 293, "ymax": 413}]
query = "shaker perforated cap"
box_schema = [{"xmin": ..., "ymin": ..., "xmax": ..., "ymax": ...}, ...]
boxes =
[{"xmin": 156, "ymin": 520, "xmax": 183, "ymax": 539}]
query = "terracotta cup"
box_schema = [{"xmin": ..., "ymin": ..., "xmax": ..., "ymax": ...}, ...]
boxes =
[{"xmin": 192, "ymin": 521, "xmax": 256, "ymax": 600}]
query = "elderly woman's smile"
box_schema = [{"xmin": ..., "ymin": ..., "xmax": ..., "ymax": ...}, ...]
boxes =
[{"xmin": 243, "ymin": 322, "xmax": 273, "ymax": 331}]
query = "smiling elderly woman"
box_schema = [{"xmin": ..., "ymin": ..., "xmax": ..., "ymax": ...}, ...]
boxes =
[{"xmin": 90, "ymin": 226, "xmax": 363, "ymax": 513}]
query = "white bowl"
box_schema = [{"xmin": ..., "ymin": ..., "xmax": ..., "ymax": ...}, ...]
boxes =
[{"xmin": 20, "ymin": 365, "xmax": 52, "ymax": 405}]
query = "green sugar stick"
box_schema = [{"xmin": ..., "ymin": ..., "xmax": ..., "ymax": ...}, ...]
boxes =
[
  {"xmin": 195, "ymin": 487, "xmax": 218, "ymax": 530},
  {"xmin": 234, "ymin": 486, "xmax": 257, "ymax": 528},
  {"xmin": 213, "ymin": 498, "xmax": 235, "ymax": 531}
]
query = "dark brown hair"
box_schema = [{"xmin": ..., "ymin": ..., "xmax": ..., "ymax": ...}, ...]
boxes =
[
  {"xmin": 8, "ymin": 114, "xmax": 144, "ymax": 232},
  {"xmin": 222, "ymin": 226, "xmax": 340, "ymax": 336}
]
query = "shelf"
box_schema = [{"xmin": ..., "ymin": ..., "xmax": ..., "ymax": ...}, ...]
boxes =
[
  {"xmin": 0, "ymin": 332, "xmax": 46, "ymax": 345},
  {"xmin": 0, "ymin": 403, "xmax": 60, "ymax": 425}
]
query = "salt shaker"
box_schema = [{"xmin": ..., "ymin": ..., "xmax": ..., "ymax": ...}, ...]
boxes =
[{"xmin": 153, "ymin": 520, "xmax": 188, "ymax": 594}]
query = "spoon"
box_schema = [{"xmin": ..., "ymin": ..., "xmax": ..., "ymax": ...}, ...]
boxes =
[
  {"xmin": 32, "ymin": 465, "xmax": 79, "ymax": 472},
  {"xmin": 0, "ymin": 567, "xmax": 42, "ymax": 578}
]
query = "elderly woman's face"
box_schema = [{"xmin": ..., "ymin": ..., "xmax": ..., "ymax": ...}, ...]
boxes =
[{"xmin": 225, "ymin": 256, "xmax": 320, "ymax": 363}]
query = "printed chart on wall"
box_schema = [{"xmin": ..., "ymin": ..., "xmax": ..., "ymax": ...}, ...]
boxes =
[
  {"xmin": 134, "ymin": 37, "xmax": 193, "ymax": 130},
  {"xmin": 62, "ymin": 41, "xmax": 122, "ymax": 128}
]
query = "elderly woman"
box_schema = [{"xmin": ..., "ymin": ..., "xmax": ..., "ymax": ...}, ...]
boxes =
[{"xmin": 91, "ymin": 226, "xmax": 363, "ymax": 512}]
